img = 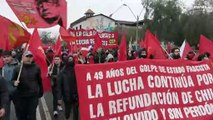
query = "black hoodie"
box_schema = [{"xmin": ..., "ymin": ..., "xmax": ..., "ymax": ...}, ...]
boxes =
[
  {"xmin": 12, "ymin": 63, "xmax": 43, "ymax": 98},
  {"xmin": 56, "ymin": 61, "xmax": 78, "ymax": 102}
]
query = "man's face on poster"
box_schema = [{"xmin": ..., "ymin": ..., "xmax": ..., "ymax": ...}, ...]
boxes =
[{"xmin": 36, "ymin": 0, "xmax": 61, "ymax": 24}]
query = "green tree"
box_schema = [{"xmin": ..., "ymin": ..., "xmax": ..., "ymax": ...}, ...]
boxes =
[
  {"xmin": 40, "ymin": 31, "xmax": 56, "ymax": 45},
  {"xmin": 180, "ymin": 0, "xmax": 213, "ymax": 46},
  {"xmin": 141, "ymin": 0, "xmax": 184, "ymax": 45}
]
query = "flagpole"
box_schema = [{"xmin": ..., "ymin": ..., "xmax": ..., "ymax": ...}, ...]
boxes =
[
  {"xmin": 6, "ymin": 3, "xmax": 33, "ymax": 85},
  {"xmin": 16, "ymin": 43, "xmax": 29, "ymax": 84},
  {"xmin": 160, "ymin": 45, "xmax": 171, "ymax": 59},
  {"xmin": 6, "ymin": 1, "xmax": 33, "ymax": 81}
]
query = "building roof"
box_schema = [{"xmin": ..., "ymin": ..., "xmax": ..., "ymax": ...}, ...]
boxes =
[
  {"xmin": 70, "ymin": 13, "xmax": 144, "ymax": 28},
  {"xmin": 70, "ymin": 14, "xmax": 115, "ymax": 28},
  {"xmin": 116, "ymin": 20, "xmax": 135, "ymax": 26},
  {"xmin": 84, "ymin": 9, "xmax": 95, "ymax": 15}
]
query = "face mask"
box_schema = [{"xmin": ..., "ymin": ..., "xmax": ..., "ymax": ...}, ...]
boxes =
[
  {"xmin": 140, "ymin": 54, "xmax": 147, "ymax": 58},
  {"xmin": 173, "ymin": 54, "xmax": 180, "ymax": 59}
]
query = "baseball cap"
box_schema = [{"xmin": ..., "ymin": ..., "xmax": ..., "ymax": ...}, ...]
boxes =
[{"xmin": 23, "ymin": 51, "xmax": 33, "ymax": 57}]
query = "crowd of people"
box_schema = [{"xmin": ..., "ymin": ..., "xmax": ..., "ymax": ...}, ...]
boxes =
[{"xmin": 0, "ymin": 44, "xmax": 211, "ymax": 120}]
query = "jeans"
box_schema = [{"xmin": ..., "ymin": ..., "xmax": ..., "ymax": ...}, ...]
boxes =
[{"xmin": 13, "ymin": 96, "xmax": 38, "ymax": 120}]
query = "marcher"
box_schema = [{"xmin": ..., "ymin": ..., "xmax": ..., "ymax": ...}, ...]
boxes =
[
  {"xmin": 197, "ymin": 52, "xmax": 210, "ymax": 61},
  {"xmin": 48, "ymin": 55, "xmax": 64, "ymax": 117},
  {"xmin": 185, "ymin": 51, "xmax": 195, "ymax": 60},
  {"xmin": 170, "ymin": 47, "xmax": 181, "ymax": 59},
  {"xmin": 1, "ymin": 50, "xmax": 19, "ymax": 120},
  {"xmin": 105, "ymin": 53, "xmax": 114, "ymax": 62},
  {"xmin": 12, "ymin": 51, "xmax": 43, "ymax": 120},
  {"xmin": 0, "ymin": 76, "xmax": 9, "ymax": 119},
  {"xmin": 85, "ymin": 53, "xmax": 94, "ymax": 64},
  {"xmin": 57, "ymin": 55, "xmax": 79, "ymax": 120},
  {"xmin": 138, "ymin": 48, "xmax": 147, "ymax": 59}
]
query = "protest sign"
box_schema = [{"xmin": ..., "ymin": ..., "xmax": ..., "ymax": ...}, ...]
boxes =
[
  {"xmin": 75, "ymin": 59, "xmax": 213, "ymax": 120},
  {"xmin": 68, "ymin": 29, "xmax": 118, "ymax": 48}
]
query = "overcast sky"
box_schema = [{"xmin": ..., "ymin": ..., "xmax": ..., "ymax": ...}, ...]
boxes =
[{"xmin": 0, "ymin": 0, "xmax": 195, "ymax": 34}]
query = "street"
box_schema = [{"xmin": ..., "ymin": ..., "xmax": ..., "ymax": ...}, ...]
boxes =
[{"xmin": 10, "ymin": 92, "xmax": 72, "ymax": 120}]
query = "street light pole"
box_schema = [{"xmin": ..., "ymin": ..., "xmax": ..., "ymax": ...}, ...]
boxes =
[
  {"xmin": 110, "ymin": 3, "xmax": 143, "ymax": 50},
  {"xmin": 123, "ymin": 4, "xmax": 140, "ymax": 49},
  {"xmin": 136, "ymin": 15, "xmax": 139, "ymax": 48}
]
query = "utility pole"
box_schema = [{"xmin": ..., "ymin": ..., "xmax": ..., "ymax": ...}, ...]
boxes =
[
  {"xmin": 110, "ymin": 3, "xmax": 144, "ymax": 50},
  {"xmin": 136, "ymin": 15, "xmax": 139, "ymax": 48}
]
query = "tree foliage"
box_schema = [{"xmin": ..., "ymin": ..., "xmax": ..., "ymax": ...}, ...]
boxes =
[
  {"xmin": 40, "ymin": 31, "xmax": 57, "ymax": 45},
  {"xmin": 140, "ymin": 0, "xmax": 213, "ymax": 46}
]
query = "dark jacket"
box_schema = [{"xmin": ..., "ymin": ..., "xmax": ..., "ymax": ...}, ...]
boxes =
[
  {"xmin": 56, "ymin": 63, "xmax": 78, "ymax": 102},
  {"xmin": 11, "ymin": 63, "xmax": 43, "ymax": 98},
  {"xmin": 0, "ymin": 76, "xmax": 9, "ymax": 109},
  {"xmin": 48, "ymin": 63, "xmax": 64, "ymax": 86}
]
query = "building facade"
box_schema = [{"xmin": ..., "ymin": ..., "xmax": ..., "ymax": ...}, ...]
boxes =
[{"xmin": 70, "ymin": 9, "xmax": 143, "ymax": 32}]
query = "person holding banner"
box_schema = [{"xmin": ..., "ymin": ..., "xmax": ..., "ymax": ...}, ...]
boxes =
[
  {"xmin": 138, "ymin": 48, "xmax": 147, "ymax": 59},
  {"xmin": 185, "ymin": 51, "xmax": 195, "ymax": 60},
  {"xmin": 57, "ymin": 55, "xmax": 79, "ymax": 120},
  {"xmin": 11, "ymin": 51, "xmax": 43, "ymax": 120},
  {"xmin": 86, "ymin": 53, "xmax": 95, "ymax": 64},
  {"xmin": 35, "ymin": 0, "xmax": 64, "ymax": 26},
  {"xmin": 170, "ymin": 47, "xmax": 181, "ymax": 59}
]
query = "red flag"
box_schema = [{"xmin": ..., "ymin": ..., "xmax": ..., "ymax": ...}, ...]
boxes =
[
  {"xmin": 0, "ymin": 16, "xmax": 30, "ymax": 50},
  {"xmin": 70, "ymin": 44, "xmax": 78, "ymax": 54},
  {"xmin": 139, "ymin": 39, "xmax": 145, "ymax": 48},
  {"xmin": 167, "ymin": 42, "xmax": 172, "ymax": 54},
  {"xmin": 199, "ymin": 35, "xmax": 213, "ymax": 59},
  {"xmin": 180, "ymin": 40, "xmax": 193, "ymax": 59},
  {"xmin": 54, "ymin": 37, "xmax": 61, "ymax": 56},
  {"xmin": 5, "ymin": 35, "xmax": 10, "ymax": 51},
  {"xmin": 28, "ymin": 29, "xmax": 51, "ymax": 92},
  {"xmin": 144, "ymin": 30, "xmax": 166, "ymax": 59},
  {"xmin": 60, "ymin": 26, "xmax": 77, "ymax": 53},
  {"xmin": 0, "ymin": 35, "xmax": 9, "ymax": 51},
  {"xmin": 118, "ymin": 34, "xmax": 127, "ymax": 61},
  {"xmin": 92, "ymin": 35, "xmax": 102, "ymax": 53},
  {"xmin": 6, "ymin": 0, "xmax": 67, "ymax": 28},
  {"xmin": 60, "ymin": 26, "xmax": 70, "ymax": 36},
  {"xmin": 60, "ymin": 27, "xmax": 76, "ymax": 43}
]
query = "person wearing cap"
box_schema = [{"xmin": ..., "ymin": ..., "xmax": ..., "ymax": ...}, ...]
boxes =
[
  {"xmin": 105, "ymin": 53, "xmax": 114, "ymax": 62},
  {"xmin": 1, "ymin": 50, "xmax": 19, "ymax": 120},
  {"xmin": 56, "ymin": 55, "xmax": 79, "ymax": 120},
  {"xmin": 11, "ymin": 51, "xmax": 43, "ymax": 120}
]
